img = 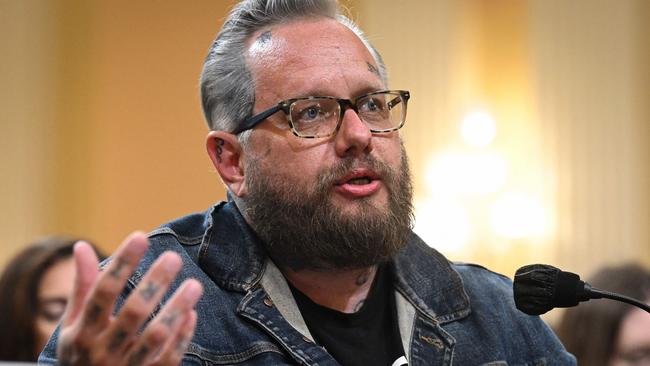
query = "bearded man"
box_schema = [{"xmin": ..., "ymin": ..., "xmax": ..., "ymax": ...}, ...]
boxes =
[{"xmin": 40, "ymin": 0, "xmax": 575, "ymax": 365}]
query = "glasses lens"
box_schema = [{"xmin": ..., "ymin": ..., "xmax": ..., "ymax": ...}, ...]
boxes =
[
  {"xmin": 289, "ymin": 98, "xmax": 340, "ymax": 137},
  {"xmin": 356, "ymin": 91, "xmax": 405, "ymax": 131}
]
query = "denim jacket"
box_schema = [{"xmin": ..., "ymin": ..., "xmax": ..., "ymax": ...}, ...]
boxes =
[{"xmin": 41, "ymin": 201, "xmax": 575, "ymax": 365}]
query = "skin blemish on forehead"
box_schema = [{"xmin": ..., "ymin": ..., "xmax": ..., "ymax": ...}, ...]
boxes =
[{"xmin": 367, "ymin": 61, "xmax": 380, "ymax": 78}]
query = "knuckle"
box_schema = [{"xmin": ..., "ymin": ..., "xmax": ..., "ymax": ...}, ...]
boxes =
[
  {"xmin": 92, "ymin": 351, "xmax": 108, "ymax": 365},
  {"xmin": 119, "ymin": 304, "xmax": 148, "ymax": 324},
  {"xmin": 144, "ymin": 323, "xmax": 168, "ymax": 346},
  {"xmin": 71, "ymin": 332, "xmax": 92, "ymax": 349},
  {"xmin": 92, "ymin": 283, "xmax": 117, "ymax": 304},
  {"xmin": 156, "ymin": 352, "xmax": 181, "ymax": 366}
]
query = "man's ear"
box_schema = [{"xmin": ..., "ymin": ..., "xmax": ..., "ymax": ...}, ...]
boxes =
[{"xmin": 206, "ymin": 131, "xmax": 247, "ymax": 197}]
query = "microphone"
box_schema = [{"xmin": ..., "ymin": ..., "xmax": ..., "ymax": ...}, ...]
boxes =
[{"xmin": 513, "ymin": 264, "xmax": 650, "ymax": 315}]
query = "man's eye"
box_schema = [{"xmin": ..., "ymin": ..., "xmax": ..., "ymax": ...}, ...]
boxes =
[
  {"xmin": 360, "ymin": 98, "xmax": 383, "ymax": 112},
  {"xmin": 305, "ymin": 107, "xmax": 319, "ymax": 119},
  {"xmin": 298, "ymin": 105, "xmax": 323, "ymax": 121}
]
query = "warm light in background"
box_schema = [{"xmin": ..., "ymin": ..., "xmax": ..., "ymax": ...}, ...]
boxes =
[
  {"xmin": 415, "ymin": 109, "xmax": 550, "ymax": 254},
  {"xmin": 414, "ymin": 199, "xmax": 470, "ymax": 253},
  {"xmin": 3, "ymin": 0, "xmax": 648, "ymax": 289},
  {"xmin": 461, "ymin": 110, "xmax": 497, "ymax": 147},
  {"xmin": 490, "ymin": 192, "xmax": 546, "ymax": 239},
  {"xmin": 425, "ymin": 152, "xmax": 508, "ymax": 196}
]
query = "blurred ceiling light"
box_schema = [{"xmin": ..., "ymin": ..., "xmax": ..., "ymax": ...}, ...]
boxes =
[
  {"xmin": 414, "ymin": 199, "xmax": 470, "ymax": 253},
  {"xmin": 461, "ymin": 110, "xmax": 497, "ymax": 147},
  {"xmin": 426, "ymin": 153, "xmax": 508, "ymax": 195},
  {"xmin": 490, "ymin": 192, "xmax": 546, "ymax": 239}
]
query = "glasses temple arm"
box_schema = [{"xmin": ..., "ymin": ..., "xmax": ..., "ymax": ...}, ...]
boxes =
[{"xmin": 232, "ymin": 104, "xmax": 283, "ymax": 134}]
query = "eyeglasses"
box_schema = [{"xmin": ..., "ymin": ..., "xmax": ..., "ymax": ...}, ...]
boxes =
[{"xmin": 233, "ymin": 90, "xmax": 410, "ymax": 138}]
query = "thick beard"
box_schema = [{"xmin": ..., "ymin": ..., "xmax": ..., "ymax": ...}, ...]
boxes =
[{"xmin": 241, "ymin": 147, "xmax": 414, "ymax": 271}]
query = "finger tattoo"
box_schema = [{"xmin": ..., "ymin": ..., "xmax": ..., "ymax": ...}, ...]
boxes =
[
  {"xmin": 85, "ymin": 301, "xmax": 103, "ymax": 323},
  {"xmin": 77, "ymin": 350, "xmax": 91, "ymax": 366},
  {"xmin": 161, "ymin": 310, "xmax": 180, "ymax": 328},
  {"xmin": 139, "ymin": 282, "xmax": 159, "ymax": 301},
  {"xmin": 127, "ymin": 345, "xmax": 149, "ymax": 366},
  {"xmin": 108, "ymin": 328, "xmax": 129, "ymax": 352},
  {"xmin": 108, "ymin": 258, "xmax": 128, "ymax": 279}
]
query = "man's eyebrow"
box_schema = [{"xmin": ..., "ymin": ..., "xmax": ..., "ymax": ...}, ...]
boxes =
[{"xmin": 287, "ymin": 87, "xmax": 385, "ymax": 101}]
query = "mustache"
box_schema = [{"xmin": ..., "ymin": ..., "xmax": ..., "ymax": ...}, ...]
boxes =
[{"xmin": 315, "ymin": 155, "xmax": 396, "ymax": 193}]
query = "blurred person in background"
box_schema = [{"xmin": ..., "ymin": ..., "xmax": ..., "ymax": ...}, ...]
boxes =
[
  {"xmin": 555, "ymin": 263, "xmax": 650, "ymax": 366},
  {"xmin": 0, "ymin": 236, "xmax": 104, "ymax": 362}
]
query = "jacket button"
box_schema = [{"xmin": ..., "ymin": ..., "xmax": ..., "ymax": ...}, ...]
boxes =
[{"xmin": 263, "ymin": 297, "xmax": 273, "ymax": 307}]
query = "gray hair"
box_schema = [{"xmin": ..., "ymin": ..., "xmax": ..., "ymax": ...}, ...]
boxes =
[{"xmin": 199, "ymin": 0, "xmax": 388, "ymax": 141}]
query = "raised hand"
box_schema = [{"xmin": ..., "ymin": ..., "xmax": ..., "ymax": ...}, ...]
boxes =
[{"xmin": 56, "ymin": 232, "xmax": 203, "ymax": 366}]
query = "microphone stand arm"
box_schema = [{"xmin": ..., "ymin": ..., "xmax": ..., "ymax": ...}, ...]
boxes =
[{"xmin": 586, "ymin": 285, "xmax": 650, "ymax": 314}]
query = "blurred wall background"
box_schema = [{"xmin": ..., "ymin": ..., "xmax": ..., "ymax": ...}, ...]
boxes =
[
  {"xmin": 354, "ymin": 0, "xmax": 650, "ymax": 278},
  {"xmin": 2, "ymin": 0, "xmax": 649, "ymax": 295}
]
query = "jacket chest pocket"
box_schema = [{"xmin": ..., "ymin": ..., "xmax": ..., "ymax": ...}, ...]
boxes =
[{"xmin": 183, "ymin": 341, "xmax": 295, "ymax": 365}]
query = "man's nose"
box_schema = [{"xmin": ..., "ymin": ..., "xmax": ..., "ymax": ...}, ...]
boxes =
[{"xmin": 334, "ymin": 108, "xmax": 373, "ymax": 157}]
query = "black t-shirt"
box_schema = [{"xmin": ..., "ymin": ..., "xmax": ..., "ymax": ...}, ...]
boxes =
[{"xmin": 290, "ymin": 265, "xmax": 408, "ymax": 366}]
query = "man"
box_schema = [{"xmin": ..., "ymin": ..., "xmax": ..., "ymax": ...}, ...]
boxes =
[{"xmin": 40, "ymin": 0, "xmax": 576, "ymax": 365}]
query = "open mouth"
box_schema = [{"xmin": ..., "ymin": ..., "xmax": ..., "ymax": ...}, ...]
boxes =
[
  {"xmin": 333, "ymin": 169, "xmax": 382, "ymax": 198},
  {"xmin": 346, "ymin": 177, "xmax": 373, "ymax": 185}
]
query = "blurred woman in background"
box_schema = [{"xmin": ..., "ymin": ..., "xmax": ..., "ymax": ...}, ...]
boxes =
[
  {"xmin": 555, "ymin": 263, "xmax": 650, "ymax": 366},
  {"xmin": 0, "ymin": 237, "xmax": 103, "ymax": 361}
]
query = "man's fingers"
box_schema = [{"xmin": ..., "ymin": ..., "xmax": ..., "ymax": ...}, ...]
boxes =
[
  {"xmin": 149, "ymin": 309, "xmax": 198, "ymax": 366},
  {"xmin": 178, "ymin": 310, "xmax": 198, "ymax": 356},
  {"xmin": 103, "ymin": 271, "xmax": 200, "ymax": 366},
  {"xmin": 101, "ymin": 251, "xmax": 184, "ymax": 354},
  {"xmin": 62, "ymin": 241, "xmax": 100, "ymax": 327},
  {"xmin": 120, "ymin": 280, "xmax": 202, "ymax": 365},
  {"xmin": 78, "ymin": 231, "xmax": 149, "ymax": 332}
]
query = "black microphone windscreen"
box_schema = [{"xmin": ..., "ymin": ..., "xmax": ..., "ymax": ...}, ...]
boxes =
[{"xmin": 513, "ymin": 264, "xmax": 587, "ymax": 315}]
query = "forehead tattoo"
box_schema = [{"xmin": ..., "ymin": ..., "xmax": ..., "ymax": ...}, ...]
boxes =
[
  {"xmin": 366, "ymin": 61, "xmax": 380, "ymax": 77},
  {"xmin": 257, "ymin": 30, "xmax": 272, "ymax": 44}
]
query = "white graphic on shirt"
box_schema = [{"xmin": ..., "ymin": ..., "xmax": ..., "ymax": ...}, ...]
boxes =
[{"xmin": 391, "ymin": 355, "xmax": 408, "ymax": 366}]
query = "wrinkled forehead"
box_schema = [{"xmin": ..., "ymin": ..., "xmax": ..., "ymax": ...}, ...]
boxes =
[{"xmin": 244, "ymin": 17, "xmax": 380, "ymax": 92}]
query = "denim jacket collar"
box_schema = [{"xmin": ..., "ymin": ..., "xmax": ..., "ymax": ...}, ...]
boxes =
[
  {"xmin": 198, "ymin": 201, "xmax": 470, "ymax": 326},
  {"xmin": 392, "ymin": 234, "xmax": 471, "ymax": 325},
  {"xmin": 197, "ymin": 201, "xmax": 268, "ymax": 293}
]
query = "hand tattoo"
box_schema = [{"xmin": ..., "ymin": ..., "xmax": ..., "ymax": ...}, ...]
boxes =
[
  {"xmin": 127, "ymin": 345, "xmax": 150, "ymax": 366},
  {"xmin": 108, "ymin": 328, "xmax": 129, "ymax": 352},
  {"xmin": 85, "ymin": 301, "xmax": 103, "ymax": 323},
  {"xmin": 108, "ymin": 258, "xmax": 128, "ymax": 279},
  {"xmin": 139, "ymin": 282, "xmax": 159, "ymax": 301},
  {"xmin": 161, "ymin": 310, "xmax": 179, "ymax": 328}
]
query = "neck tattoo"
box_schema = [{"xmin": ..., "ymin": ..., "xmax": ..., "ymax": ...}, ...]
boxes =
[{"xmin": 355, "ymin": 272, "xmax": 370, "ymax": 286}]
